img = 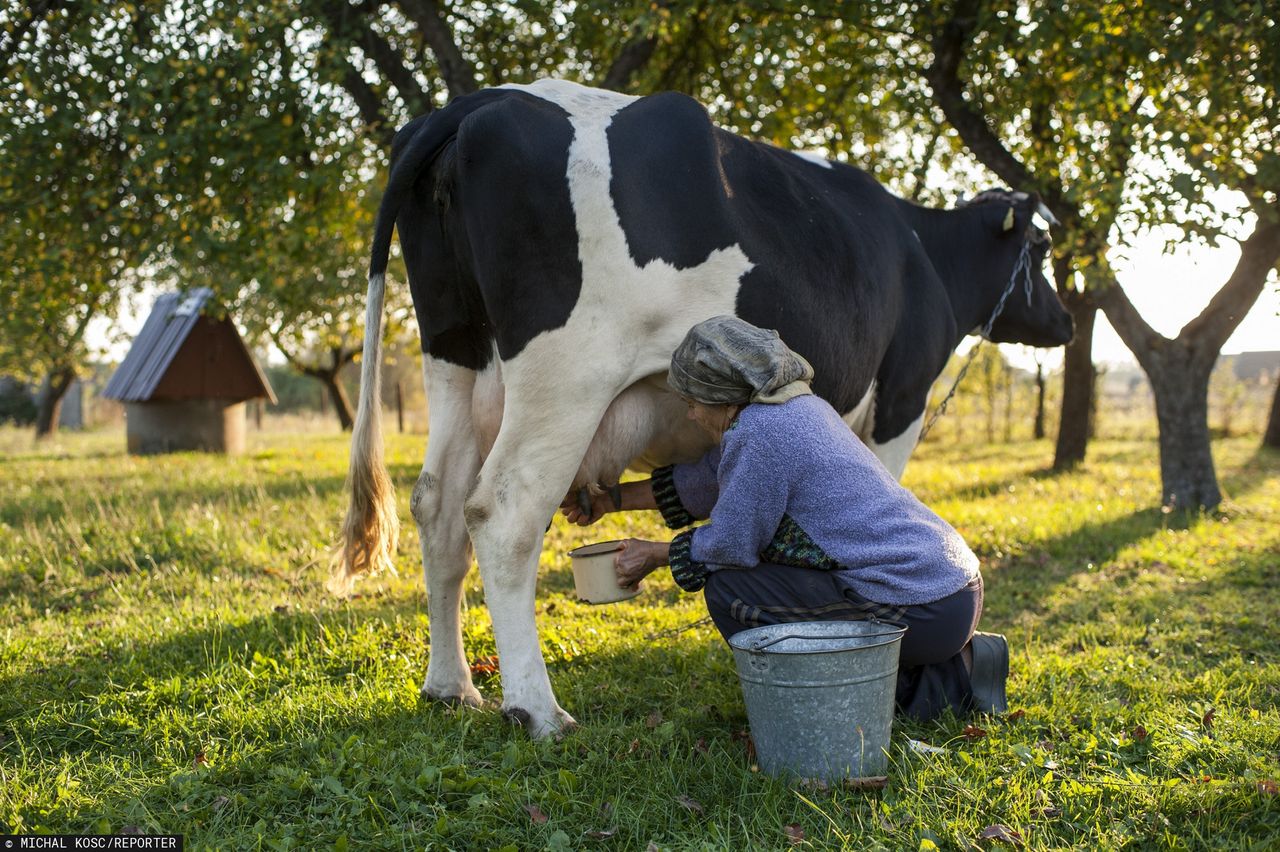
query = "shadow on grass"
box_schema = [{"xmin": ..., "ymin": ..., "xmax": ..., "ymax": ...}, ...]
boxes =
[
  {"xmin": 0, "ymin": 473, "xmax": 350, "ymax": 528},
  {"xmin": 1219, "ymin": 446, "xmax": 1279, "ymax": 503},
  {"xmin": 1, "ymin": 605, "xmax": 759, "ymax": 845},
  {"xmin": 980, "ymin": 506, "xmax": 1184, "ymax": 628}
]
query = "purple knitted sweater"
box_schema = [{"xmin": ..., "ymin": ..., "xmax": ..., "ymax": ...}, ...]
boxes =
[{"xmin": 651, "ymin": 394, "xmax": 979, "ymax": 606}]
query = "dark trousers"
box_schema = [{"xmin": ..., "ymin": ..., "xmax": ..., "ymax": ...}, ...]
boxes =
[{"xmin": 703, "ymin": 564, "xmax": 983, "ymax": 722}]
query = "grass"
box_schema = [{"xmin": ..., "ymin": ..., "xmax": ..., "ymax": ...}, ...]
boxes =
[{"xmin": 0, "ymin": 424, "xmax": 1277, "ymax": 850}]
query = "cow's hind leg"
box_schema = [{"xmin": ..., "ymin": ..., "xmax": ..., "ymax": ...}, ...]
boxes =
[
  {"xmin": 464, "ymin": 361, "xmax": 621, "ymax": 737},
  {"xmin": 413, "ymin": 358, "xmax": 484, "ymax": 707}
]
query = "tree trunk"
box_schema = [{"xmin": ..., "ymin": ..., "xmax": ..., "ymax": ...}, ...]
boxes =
[
  {"xmin": 318, "ymin": 371, "xmax": 355, "ymax": 431},
  {"xmin": 34, "ymin": 366, "xmax": 75, "ymax": 440},
  {"xmin": 1147, "ymin": 347, "xmax": 1220, "ymax": 510},
  {"xmin": 1264, "ymin": 371, "xmax": 1280, "ymax": 450},
  {"xmin": 1033, "ymin": 362, "xmax": 1047, "ymax": 439},
  {"xmin": 1054, "ymin": 292, "xmax": 1097, "ymax": 468}
]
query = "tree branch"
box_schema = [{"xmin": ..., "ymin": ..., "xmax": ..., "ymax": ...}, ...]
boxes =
[
  {"xmin": 334, "ymin": 49, "xmax": 396, "ymax": 148},
  {"xmin": 312, "ymin": 0, "xmax": 433, "ymax": 117},
  {"xmin": 926, "ymin": 2, "xmax": 1036, "ymax": 184},
  {"xmin": 599, "ymin": 31, "xmax": 658, "ymax": 92},
  {"xmin": 1093, "ymin": 272, "xmax": 1165, "ymax": 373},
  {"xmin": 354, "ymin": 25, "xmax": 433, "ymax": 115},
  {"xmin": 1177, "ymin": 210, "xmax": 1280, "ymax": 355},
  {"xmin": 395, "ymin": 0, "xmax": 477, "ymax": 97}
]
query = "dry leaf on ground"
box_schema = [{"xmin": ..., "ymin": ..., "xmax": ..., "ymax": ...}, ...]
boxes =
[
  {"xmin": 979, "ymin": 824, "xmax": 1024, "ymax": 846},
  {"xmin": 469, "ymin": 655, "xmax": 499, "ymax": 676}
]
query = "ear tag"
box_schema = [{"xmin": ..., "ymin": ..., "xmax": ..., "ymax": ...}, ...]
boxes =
[{"xmin": 1002, "ymin": 207, "xmax": 1015, "ymax": 231}]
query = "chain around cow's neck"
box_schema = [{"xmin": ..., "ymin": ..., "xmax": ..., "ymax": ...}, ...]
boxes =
[{"xmin": 919, "ymin": 236, "xmax": 1036, "ymax": 441}]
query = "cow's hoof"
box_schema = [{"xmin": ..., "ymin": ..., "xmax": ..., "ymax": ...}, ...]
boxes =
[
  {"xmin": 503, "ymin": 705, "xmax": 577, "ymax": 738},
  {"xmin": 421, "ymin": 687, "xmax": 485, "ymax": 709}
]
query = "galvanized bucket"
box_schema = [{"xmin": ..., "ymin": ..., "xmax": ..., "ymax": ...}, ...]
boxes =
[{"xmin": 728, "ymin": 620, "xmax": 906, "ymax": 783}]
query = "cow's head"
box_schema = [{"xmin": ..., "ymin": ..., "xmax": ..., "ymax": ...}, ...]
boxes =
[{"xmin": 967, "ymin": 190, "xmax": 1074, "ymax": 347}]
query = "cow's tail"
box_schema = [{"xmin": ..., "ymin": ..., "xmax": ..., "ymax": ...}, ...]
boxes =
[{"xmin": 333, "ymin": 89, "xmax": 507, "ymax": 596}]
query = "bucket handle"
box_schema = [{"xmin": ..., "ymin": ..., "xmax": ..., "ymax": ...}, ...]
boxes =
[{"xmin": 747, "ymin": 621, "xmax": 907, "ymax": 653}]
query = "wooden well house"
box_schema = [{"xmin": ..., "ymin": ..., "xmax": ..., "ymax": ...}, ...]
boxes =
[{"xmin": 103, "ymin": 288, "xmax": 275, "ymax": 455}]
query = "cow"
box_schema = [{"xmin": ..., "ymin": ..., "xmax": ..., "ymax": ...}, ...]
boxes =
[{"xmin": 337, "ymin": 79, "xmax": 1073, "ymax": 737}]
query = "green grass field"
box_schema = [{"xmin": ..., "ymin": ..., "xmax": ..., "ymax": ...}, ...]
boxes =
[{"xmin": 1, "ymin": 427, "xmax": 1277, "ymax": 849}]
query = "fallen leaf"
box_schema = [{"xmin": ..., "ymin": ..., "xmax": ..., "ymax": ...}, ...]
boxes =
[
  {"xmin": 732, "ymin": 729, "xmax": 757, "ymax": 761},
  {"xmin": 874, "ymin": 808, "xmax": 897, "ymax": 833},
  {"xmin": 1202, "ymin": 708, "xmax": 1216, "ymax": 732},
  {"xmin": 626, "ymin": 738, "xmax": 640, "ymax": 755},
  {"xmin": 1035, "ymin": 739, "xmax": 1055, "ymax": 751},
  {"xmin": 645, "ymin": 710, "xmax": 663, "ymax": 729},
  {"xmin": 193, "ymin": 752, "xmax": 208, "ymax": 767},
  {"xmin": 963, "ymin": 724, "xmax": 987, "ymax": 740},
  {"xmin": 211, "ymin": 795, "xmax": 230, "ymax": 812},
  {"xmin": 1037, "ymin": 807, "xmax": 1062, "ymax": 818},
  {"xmin": 645, "ymin": 843, "xmax": 660, "ymax": 852},
  {"xmin": 979, "ymin": 824, "xmax": 1024, "ymax": 846},
  {"xmin": 676, "ymin": 794, "xmax": 704, "ymax": 817},
  {"xmin": 1131, "ymin": 725, "xmax": 1148, "ymax": 742},
  {"xmin": 784, "ymin": 823, "xmax": 805, "ymax": 845},
  {"xmin": 585, "ymin": 828, "xmax": 617, "ymax": 840},
  {"xmin": 693, "ymin": 737, "xmax": 710, "ymax": 755},
  {"xmin": 844, "ymin": 775, "xmax": 889, "ymax": 791},
  {"xmin": 524, "ymin": 803, "xmax": 548, "ymax": 824},
  {"xmin": 470, "ymin": 655, "xmax": 500, "ymax": 676},
  {"xmin": 1257, "ymin": 780, "xmax": 1278, "ymax": 795},
  {"xmin": 1006, "ymin": 709, "xmax": 1026, "ymax": 721}
]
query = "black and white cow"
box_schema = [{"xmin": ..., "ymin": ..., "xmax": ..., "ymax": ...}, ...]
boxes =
[{"xmin": 338, "ymin": 79, "xmax": 1073, "ymax": 737}]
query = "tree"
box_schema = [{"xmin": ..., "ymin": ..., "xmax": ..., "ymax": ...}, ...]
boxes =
[
  {"xmin": 918, "ymin": 0, "xmax": 1279, "ymax": 509},
  {"xmin": 0, "ymin": 1, "xmax": 169, "ymax": 437},
  {"xmin": 1265, "ymin": 371, "xmax": 1280, "ymax": 449}
]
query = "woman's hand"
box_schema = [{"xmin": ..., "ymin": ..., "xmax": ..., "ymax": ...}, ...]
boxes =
[
  {"xmin": 614, "ymin": 538, "xmax": 670, "ymax": 590},
  {"xmin": 559, "ymin": 487, "xmax": 613, "ymax": 526}
]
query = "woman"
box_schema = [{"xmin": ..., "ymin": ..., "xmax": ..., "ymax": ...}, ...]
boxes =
[{"xmin": 562, "ymin": 316, "xmax": 1008, "ymax": 721}]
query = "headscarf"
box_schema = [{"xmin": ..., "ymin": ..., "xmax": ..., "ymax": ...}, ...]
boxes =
[{"xmin": 667, "ymin": 315, "xmax": 814, "ymax": 405}]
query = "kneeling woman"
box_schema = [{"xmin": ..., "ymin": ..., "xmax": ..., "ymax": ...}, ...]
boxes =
[{"xmin": 563, "ymin": 316, "xmax": 1008, "ymax": 721}]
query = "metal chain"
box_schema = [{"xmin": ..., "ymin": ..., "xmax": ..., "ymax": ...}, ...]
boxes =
[{"xmin": 919, "ymin": 237, "xmax": 1034, "ymax": 441}]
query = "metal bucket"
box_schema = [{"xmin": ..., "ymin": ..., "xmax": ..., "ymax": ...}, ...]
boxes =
[{"xmin": 728, "ymin": 620, "xmax": 906, "ymax": 782}]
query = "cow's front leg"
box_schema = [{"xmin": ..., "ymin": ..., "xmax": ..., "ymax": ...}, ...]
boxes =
[
  {"xmin": 463, "ymin": 380, "xmax": 617, "ymax": 737},
  {"xmin": 867, "ymin": 411, "xmax": 925, "ymax": 480},
  {"xmin": 414, "ymin": 358, "xmax": 484, "ymax": 707}
]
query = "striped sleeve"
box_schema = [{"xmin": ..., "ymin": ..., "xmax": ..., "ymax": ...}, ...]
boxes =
[
  {"xmin": 668, "ymin": 529, "xmax": 710, "ymax": 592},
  {"xmin": 651, "ymin": 465, "xmax": 696, "ymax": 529}
]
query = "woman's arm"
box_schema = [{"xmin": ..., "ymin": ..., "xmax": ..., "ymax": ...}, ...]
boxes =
[
  {"xmin": 668, "ymin": 425, "xmax": 787, "ymax": 591},
  {"xmin": 560, "ymin": 479, "xmax": 657, "ymax": 526}
]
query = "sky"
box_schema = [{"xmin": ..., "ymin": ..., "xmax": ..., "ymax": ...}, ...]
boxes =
[{"xmin": 1092, "ymin": 232, "xmax": 1280, "ymax": 365}]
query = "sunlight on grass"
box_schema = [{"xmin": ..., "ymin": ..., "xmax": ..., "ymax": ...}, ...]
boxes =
[{"xmin": 1, "ymin": 427, "xmax": 1277, "ymax": 848}]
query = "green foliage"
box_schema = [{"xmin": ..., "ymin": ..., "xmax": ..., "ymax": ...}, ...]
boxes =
[{"xmin": 1, "ymin": 430, "xmax": 1277, "ymax": 846}]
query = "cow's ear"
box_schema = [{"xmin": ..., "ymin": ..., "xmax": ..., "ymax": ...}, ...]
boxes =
[{"xmin": 1002, "ymin": 206, "xmax": 1015, "ymax": 232}]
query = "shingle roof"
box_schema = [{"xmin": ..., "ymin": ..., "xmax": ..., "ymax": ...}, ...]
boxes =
[{"xmin": 102, "ymin": 289, "xmax": 274, "ymax": 403}]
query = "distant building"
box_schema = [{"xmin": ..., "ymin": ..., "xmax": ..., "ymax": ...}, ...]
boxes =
[
  {"xmin": 102, "ymin": 289, "xmax": 275, "ymax": 454},
  {"xmin": 1228, "ymin": 351, "xmax": 1280, "ymax": 383}
]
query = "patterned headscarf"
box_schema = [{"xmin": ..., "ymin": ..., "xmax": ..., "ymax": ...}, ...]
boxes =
[{"xmin": 668, "ymin": 316, "xmax": 814, "ymax": 405}]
